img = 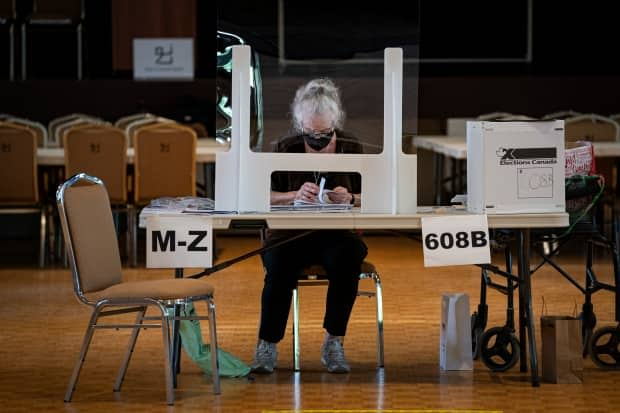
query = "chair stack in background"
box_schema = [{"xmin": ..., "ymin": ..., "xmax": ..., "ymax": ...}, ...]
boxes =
[
  {"xmin": 0, "ymin": 110, "xmax": 204, "ymax": 267},
  {"xmin": 0, "ymin": 120, "xmax": 47, "ymax": 267},
  {"xmin": 63, "ymin": 123, "xmax": 131, "ymax": 259},
  {"xmin": 51, "ymin": 112, "xmax": 199, "ymax": 267},
  {"xmin": 48, "ymin": 113, "xmax": 107, "ymax": 147},
  {"xmin": 130, "ymin": 122, "xmax": 197, "ymax": 266},
  {"xmin": 0, "ymin": 0, "xmax": 16, "ymax": 80},
  {"xmin": 21, "ymin": 0, "xmax": 85, "ymax": 79}
]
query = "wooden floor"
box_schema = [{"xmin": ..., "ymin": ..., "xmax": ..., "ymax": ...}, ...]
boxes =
[{"xmin": 1, "ymin": 233, "xmax": 619, "ymax": 413}]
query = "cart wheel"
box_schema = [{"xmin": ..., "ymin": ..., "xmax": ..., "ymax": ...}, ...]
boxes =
[
  {"xmin": 588, "ymin": 326, "xmax": 620, "ymax": 369},
  {"xmin": 480, "ymin": 326, "xmax": 520, "ymax": 372}
]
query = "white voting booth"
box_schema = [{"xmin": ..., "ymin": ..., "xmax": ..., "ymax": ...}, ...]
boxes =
[{"xmin": 215, "ymin": 46, "xmax": 417, "ymax": 214}]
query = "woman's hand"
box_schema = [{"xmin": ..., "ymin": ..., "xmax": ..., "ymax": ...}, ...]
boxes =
[
  {"xmin": 326, "ymin": 186, "xmax": 353, "ymax": 204},
  {"xmin": 296, "ymin": 182, "xmax": 320, "ymax": 202}
]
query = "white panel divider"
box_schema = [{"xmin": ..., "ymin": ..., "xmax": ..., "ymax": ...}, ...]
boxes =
[{"xmin": 216, "ymin": 45, "xmax": 417, "ymax": 214}]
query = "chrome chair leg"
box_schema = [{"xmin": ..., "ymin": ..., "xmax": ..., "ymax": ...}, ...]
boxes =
[
  {"xmin": 126, "ymin": 206, "xmax": 133, "ymax": 265},
  {"xmin": 292, "ymin": 271, "xmax": 384, "ymax": 371},
  {"xmin": 39, "ymin": 207, "xmax": 47, "ymax": 268},
  {"xmin": 64, "ymin": 304, "xmax": 104, "ymax": 402},
  {"xmin": 292, "ymin": 286, "xmax": 301, "ymax": 372},
  {"xmin": 129, "ymin": 206, "xmax": 137, "ymax": 267},
  {"xmin": 158, "ymin": 303, "xmax": 174, "ymax": 406},
  {"xmin": 20, "ymin": 23, "xmax": 26, "ymax": 80},
  {"xmin": 371, "ymin": 272, "xmax": 385, "ymax": 368},
  {"xmin": 77, "ymin": 23, "xmax": 82, "ymax": 80},
  {"xmin": 9, "ymin": 24, "xmax": 14, "ymax": 81},
  {"xmin": 114, "ymin": 307, "xmax": 147, "ymax": 391},
  {"xmin": 207, "ymin": 299, "xmax": 221, "ymax": 394}
]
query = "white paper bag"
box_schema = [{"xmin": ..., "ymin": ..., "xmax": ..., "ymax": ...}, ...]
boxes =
[{"xmin": 440, "ymin": 293, "xmax": 473, "ymax": 370}]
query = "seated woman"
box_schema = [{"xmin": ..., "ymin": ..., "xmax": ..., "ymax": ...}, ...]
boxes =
[{"xmin": 251, "ymin": 78, "xmax": 367, "ymax": 374}]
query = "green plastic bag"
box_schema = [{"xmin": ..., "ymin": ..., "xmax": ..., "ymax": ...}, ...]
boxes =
[{"xmin": 179, "ymin": 303, "xmax": 251, "ymax": 377}]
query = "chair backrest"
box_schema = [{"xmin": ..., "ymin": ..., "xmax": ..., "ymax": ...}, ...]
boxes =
[
  {"xmin": 64, "ymin": 124, "xmax": 127, "ymax": 204},
  {"xmin": 125, "ymin": 116, "xmax": 175, "ymax": 148},
  {"xmin": 477, "ymin": 112, "xmax": 536, "ymax": 121},
  {"xmin": 476, "ymin": 112, "xmax": 515, "ymax": 121},
  {"xmin": 32, "ymin": 0, "xmax": 84, "ymax": 20},
  {"xmin": 0, "ymin": 0, "xmax": 16, "ymax": 19},
  {"xmin": 57, "ymin": 118, "xmax": 109, "ymax": 148},
  {"xmin": 542, "ymin": 110, "xmax": 582, "ymax": 120},
  {"xmin": 56, "ymin": 174, "xmax": 122, "ymax": 299},
  {"xmin": 5, "ymin": 117, "xmax": 47, "ymax": 147},
  {"xmin": 114, "ymin": 112, "xmax": 154, "ymax": 130},
  {"xmin": 565, "ymin": 114, "xmax": 620, "ymax": 142},
  {"xmin": 48, "ymin": 113, "xmax": 103, "ymax": 147},
  {"xmin": 0, "ymin": 121, "xmax": 38, "ymax": 204},
  {"xmin": 133, "ymin": 123, "xmax": 196, "ymax": 205}
]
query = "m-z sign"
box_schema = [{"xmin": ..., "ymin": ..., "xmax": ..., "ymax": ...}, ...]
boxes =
[{"xmin": 146, "ymin": 216, "xmax": 213, "ymax": 268}]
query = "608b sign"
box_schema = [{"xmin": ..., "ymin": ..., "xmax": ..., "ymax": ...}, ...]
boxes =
[
  {"xmin": 146, "ymin": 216, "xmax": 213, "ymax": 268},
  {"xmin": 424, "ymin": 231, "xmax": 488, "ymax": 250},
  {"xmin": 421, "ymin": 215, "xmax": 490, "ymax": 267}
]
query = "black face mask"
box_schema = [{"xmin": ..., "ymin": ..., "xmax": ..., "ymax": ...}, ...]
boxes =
[{"xmin": 303, "ymin": 135, "xmax": 332, "ymax": 150}]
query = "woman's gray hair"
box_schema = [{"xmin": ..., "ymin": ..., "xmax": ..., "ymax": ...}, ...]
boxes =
[{"xmin": 291, "ymin": 78, "xmax": 345, "ymax": 132}]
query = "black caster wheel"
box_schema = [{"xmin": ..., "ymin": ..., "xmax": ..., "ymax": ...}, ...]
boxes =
[
  {"xmin": 480, "ymin": 326, "xmax": 520, "ymax": 372},
  {"xmin": 588, "ymin": 326, "xmax": 620, "ymax": 369}
]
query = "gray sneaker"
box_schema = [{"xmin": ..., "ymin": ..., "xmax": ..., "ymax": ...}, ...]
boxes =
[
  {"xmin": 251, "ymin": 340, "xmax": 277, "ymax": 374},
  {"xmin": 321, "ymin": 337, "xmax": 350, "ymax": 373}
]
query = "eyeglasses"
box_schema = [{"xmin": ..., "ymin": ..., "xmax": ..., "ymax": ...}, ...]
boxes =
[{"xmin": 301, "ymin": 128, "xmax": 335, "ymax": 141}]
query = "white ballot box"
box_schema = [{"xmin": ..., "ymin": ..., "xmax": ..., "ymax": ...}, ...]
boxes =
[{"xmin": 467, "ymin": 121, "xmax": 565, "ymax": 214}]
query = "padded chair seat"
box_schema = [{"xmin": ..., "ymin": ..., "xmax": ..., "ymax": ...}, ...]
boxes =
[
  {"xmin": 87, "ymin": 278, "xmax": 214, "ymax": 302},
  {"xmin": 29, "ymin": 15, "xmax": 77, "ymax": 25},
  {"xmin": 303, "ymin": 261, "xmax": 376, "ymax": 276}
]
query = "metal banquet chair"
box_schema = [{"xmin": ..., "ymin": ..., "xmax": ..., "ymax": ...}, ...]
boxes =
[
  {"xmin": 291, "ymin": 261, "xmax": 385, "ymax": 371},
  {"xmin": 57, "ymin": 173, "xmax": 220, "ymax": 405}
]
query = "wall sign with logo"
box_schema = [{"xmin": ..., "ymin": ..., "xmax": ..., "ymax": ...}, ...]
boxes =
[
  {"xmin": 133, "ymin": 38, "xmax": 194, "ymax": 80},
  {"xmin": 421, "ymin": 214, "xmax": 491, "ymax": 267},
  {"xmin": 146, "ymin": 215, "xmax": 212, "ymax": 268}
]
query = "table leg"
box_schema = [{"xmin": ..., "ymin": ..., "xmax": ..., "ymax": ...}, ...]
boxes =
[
  {"xmin": 204, "ymin": 162, "xmax": 215, "ymax": 200},
  {"xmin": 172, "ymin": 268, "xmax": 184, "ymax": 388},
  {"xmin": 457, "ymin": 159, "xmax": 466, "ymax": 196},
  {"xmin": 450, "ymin": 157, "xmax": 457, "ymax": 198},
  {"xmin": 613, "ymin": 213, "xmax": 620, "ymax": 323},
  {"xmin": 517, "ymin": 232, "xmax": 527, "ymax": 372},
  {"xmin": 517, "ymin": 229, "xmax": 540, "ymax": 386}
]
